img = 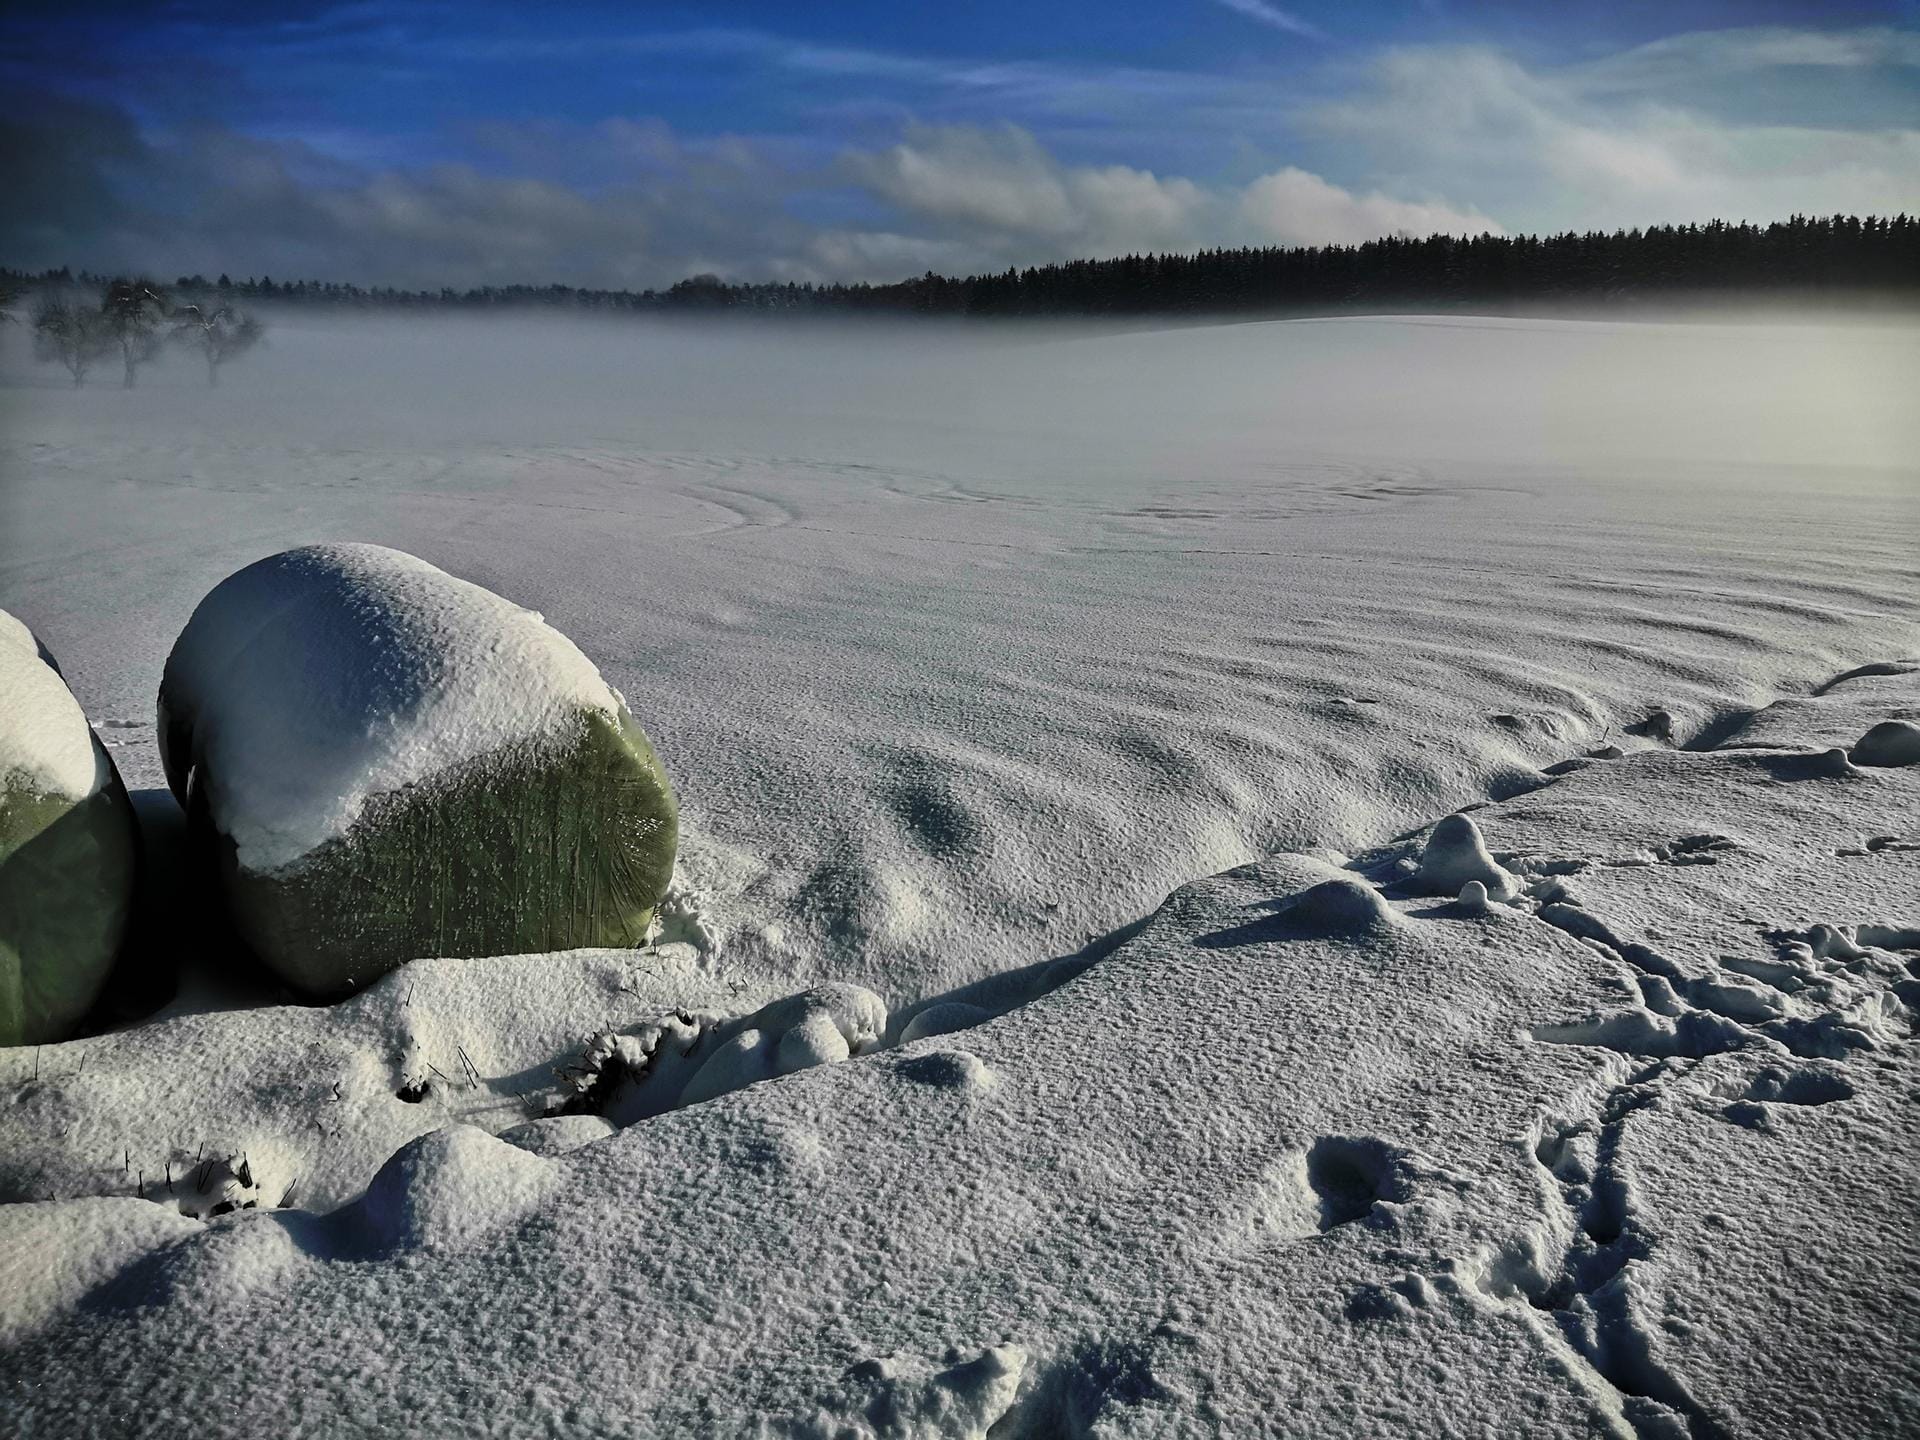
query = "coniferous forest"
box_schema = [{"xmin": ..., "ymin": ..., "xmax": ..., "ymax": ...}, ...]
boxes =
[{"xmin": 8, "ymin": 214, "xmax": 1917, "ymax": 322}]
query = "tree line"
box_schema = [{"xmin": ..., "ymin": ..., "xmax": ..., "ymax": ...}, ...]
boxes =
[
  {"xmin": 6, "ymin": 214, "xmax": 1914, "ymax": 329},
  {"xmin": 1, "ymin": 276, "xmax": 262, "ymax": 387}
]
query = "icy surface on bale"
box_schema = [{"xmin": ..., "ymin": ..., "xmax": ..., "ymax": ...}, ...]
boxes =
[
  {"xmin": 0, "ymin": 610, "xmax": 100, "ymax": 802},
  {"xmin": 159, "ymin": 543, "xmax": 621, "ymax": 872},
  {"xmin": 2, "ymin": 611, "xmax": 140, "ymax": 1045}
]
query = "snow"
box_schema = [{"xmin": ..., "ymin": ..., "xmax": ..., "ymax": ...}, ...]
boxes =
[
  {"xmin": 158, "ymin": 542, "xmax": 624, "ymax": 872},
  {"xmin": 0, "ymin": 609, "xmax": 101, "ymax": 802},
  {"xmin": 1851, "ymin": 718, "xmax": 1920, "ymax": 767},
  {"xmin": 1416, "ymin": 813, "xmax": 1520, "ymax": 900},
  {"xmin": 0, "ymin": 311, "xmax": 1916, "ymax": 1436}
]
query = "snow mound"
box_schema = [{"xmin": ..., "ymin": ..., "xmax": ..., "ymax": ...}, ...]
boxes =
[
  {"xmin": 1285, "ymin": 876, "xmax": 1398, "ymax": 933},
  {"xmin": 1417, "ymin": 814, "xmax": 1519, "ymax": 900},
  {"xmin": 0, "ymin": 610, "xmax": 100, "ymax": 803},
  {"xmin": 895, "ymin": 1048, "xmax": 998, "ymax": 1093},
  {"xmin": 357, "ymin": 1124, "xmax": 558, "ymax": 1253},
  {"xmin": 0, "ymin": 1198, "xmax": 196, "ymax": 1344},
  {"xmin": 1850, "ymin": 719, "xmax": 1920, "ymax": 768}
]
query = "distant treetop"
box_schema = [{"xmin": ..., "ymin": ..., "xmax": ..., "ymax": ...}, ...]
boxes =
[{"xmin": 7, "ymin": 214, "xmax": 1915, "ymax": 322}]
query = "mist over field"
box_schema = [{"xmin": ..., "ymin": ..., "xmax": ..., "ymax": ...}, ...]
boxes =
[{"xmin": 6, "ymin": 307, "xmax": 1914, "ymax": 990}]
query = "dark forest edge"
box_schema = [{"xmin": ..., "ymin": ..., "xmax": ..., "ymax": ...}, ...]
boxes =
[{"xmin": 6, "ymin": 214, "xmax": 1918, "ymax": 324}]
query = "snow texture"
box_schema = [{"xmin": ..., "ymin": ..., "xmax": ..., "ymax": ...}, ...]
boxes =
[
  {"xmin": 159, "ymin": 543, "xmax": 622, "ymax": 872},
  {"xmin": 1, "ymin": 313, "xmax": 1917, "ymax": 1436},
  {"xmin": 1851, "ymin": 719, "xmax": 1920, "ymax": 767},
  {"xmin": 3, "ymin": 647, "xmax": 1912, "ymax": 1438},
  {"xmin": 1417, "ymin": 813, "xmax": 1520, "ymax": 901}
]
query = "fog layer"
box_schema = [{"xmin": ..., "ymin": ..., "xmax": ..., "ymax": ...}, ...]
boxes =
[{"xmin": 2, "ymin": 311, "xmax": 1916, "ymax": 999}]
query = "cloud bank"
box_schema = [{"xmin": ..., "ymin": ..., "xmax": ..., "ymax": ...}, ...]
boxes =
[{"xmin": 3, "ymin": 24, "xmax": 1915, "ymax": 290}]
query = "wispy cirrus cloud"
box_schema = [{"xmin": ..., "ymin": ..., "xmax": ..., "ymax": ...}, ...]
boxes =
[
  {"xmin": 1312, "ymin": 40, "xmax": 1920, "ymax": 232},
  {"xmin": 1209, "ymin": 0, "xmax": 1328, "ymax": 42}
]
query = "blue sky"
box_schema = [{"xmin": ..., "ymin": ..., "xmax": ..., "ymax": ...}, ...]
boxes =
[{"xmin": 4, "ymin": 1, "xmax": 1917, "ymax": 287}]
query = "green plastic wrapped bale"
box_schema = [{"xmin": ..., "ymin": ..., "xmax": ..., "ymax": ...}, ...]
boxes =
[
  {"xmin": 1, "ymin": 612, "xmax": 139, "ymax": 1045},
  {"xmin": 159, "ymin": 545, "xmax": 678, "ymax": 997}
]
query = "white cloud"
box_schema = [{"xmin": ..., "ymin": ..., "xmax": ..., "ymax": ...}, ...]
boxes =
[
  {"xmin": 15, "ymin": 25, "xmax": 1915, "ymax": 291},
  {"xmin": 1312, "ymin": 37, "xmax": 1920, "ymax": 232},
  {"xmin": 845, "ymin": 126, "xmax": 1211, "ymax": 256},
  {"xmin": 1569, "ymin": 25, "xmax": 1920, "ymax": 95},
  {"xmin": 1211, "ymin": 0, "xmax": 1327, "ymax": 42},
  {"xmin": 1239, "ymin": 167, "xmax": 1497, "ymax": 244},
  {"xmin": 845, "ymin": 123, "xmax": 1489, "ymax": 267}
]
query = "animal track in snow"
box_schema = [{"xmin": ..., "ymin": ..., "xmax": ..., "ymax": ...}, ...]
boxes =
[
  {"xmin": 1712, "ymin": 1067, "xmax": 1858, "ymax": 1113},
  {"xmin": 818, "ymin": 1343, "xmax": 1027, "ymax": 1440},
  {"xmin": 1651, "ymin": 834, "xmax": 1737, "ymax": 867},
  {"xmin": 1527, "ymin": 894, "xmax": 1915, "ymax": 1064},
  {"xmin": 1835, "ymin": 834, "xmax": 1920, "ymax": 856},
  {"xmin": 1304, "ymin": 1137, "xmax": 1403, "ymax": 1232},
  {"xmin": 1233, "ymin": 1136, "xmax": 1410, "ymax": 1248},
  {"xmin": 1625, "ymin": 709, "xmax": 1677, "ymax": 744},
  {"xmin": 1466, "ymin": 1064, "xmax": 1734, "ymax": 1440},
  {"xmin": 555, "ymin": 982, "xmax": 887, "ymax": 1125}
]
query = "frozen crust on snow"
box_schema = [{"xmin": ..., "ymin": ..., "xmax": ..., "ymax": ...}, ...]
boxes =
[{"xmin": 158, "ymin": 543, "xmax": 627, "ymax": 873}]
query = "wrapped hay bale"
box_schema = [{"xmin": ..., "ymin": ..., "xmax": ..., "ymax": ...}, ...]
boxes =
[
  {"xmin": 159, "ymin": 545, "xmax": 677, "ymax": 997},
  {"xmin": 1, "ymin": 612, "xmax": 138, "ymax": 1045}
]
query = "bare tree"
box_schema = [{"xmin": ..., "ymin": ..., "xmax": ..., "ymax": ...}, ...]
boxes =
[
  {"xmin": 171, "ymin": 299, "xmax": 263, "ymax": 386},
  {"xmin": 33, "ymin": 296, "xmax": 112, "ymax": 387},
  {"xmin": 100, "ymin": 278, "xmax": 169, "ymax": 388}
]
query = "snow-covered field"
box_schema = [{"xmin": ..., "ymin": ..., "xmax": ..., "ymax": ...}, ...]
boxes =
[{"xmin": 1, "ymin": 312, "xmax": 1916, "ymax": 1436}]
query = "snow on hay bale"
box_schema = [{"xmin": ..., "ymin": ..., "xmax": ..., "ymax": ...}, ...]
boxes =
[
  {"xmin": 1, "ymin": 611, "xmax": 139, "ymax": 1045},
  {"xmin": 158, "ymin": 544, "xmax": 677, "ymax": 997}
]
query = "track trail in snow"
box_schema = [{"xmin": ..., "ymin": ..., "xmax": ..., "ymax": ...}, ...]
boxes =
[{"xmin": 0, "ymin": 646, "xmax": 1914, "ymax": 1437}]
